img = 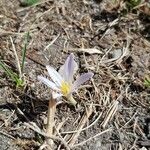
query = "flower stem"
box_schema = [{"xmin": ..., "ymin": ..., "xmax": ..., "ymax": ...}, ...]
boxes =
[
  {"xmin": 46, "ymin": 98, "xmax": 56, "ymax": 149},
  {"xmin": 68, "ymin": 95, "xmax": 77, "ymax": 105}
]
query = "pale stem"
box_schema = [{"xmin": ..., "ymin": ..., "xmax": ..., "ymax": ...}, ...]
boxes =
[
  {"xmin": 46, "ymin": 98, "xmax": 56, "ymax": 149},
  {"xmin": 68, "ymin": 95, "xmax": 77, "ymax": 105}
]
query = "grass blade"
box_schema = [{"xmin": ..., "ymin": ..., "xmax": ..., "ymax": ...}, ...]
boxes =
[
  {"xmin": 0, "ymin": 60, "xmax": 18, "ymax": 82},
  {"xmin": 21, "ymin": 32, "xmax": 30, "ymax": 73},
  {"xmin": 144, "ymin": 78, "xmax": 150, "ymax": 88}
]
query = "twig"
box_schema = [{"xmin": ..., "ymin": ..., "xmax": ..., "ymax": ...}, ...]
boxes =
[
  {"xmin": 101, "ymin": 100, "xmax": 119, "ymax": 128},
  {"xmin": 29, "ymin": 6, "xmax": 54, "ymax": 30},
  {"xmin": 0, "ymin": 110, "xmax": 15, "ymax": 128},
  {"xmin": 61, "ymin": 112, "xmax": 102, "ymax": 134},
  {"xmin": 24, "ymin": 122, "xmax": 70, "ymax": 150},
  {"xmin": 116, "ymin": 35, "xmax": 131, "ymax": 65},
  {"xmin": 72, "ymin": 128, "xmax": 112, "ymax": 148},
  {"xmin": 54, "ymin": 117, "xmax": 69, "ymax": 135},
  {"xmin": 44, "ymin": 34, "xmax": 60, "ymax": 51},
  {"xmin": 0, "ymin": 131, "xmax": 15, "ymax": 140},
  {"xmin": 68, "ymin": 104, "xmax": 93, "ymax": 147},
  {"xmin": 68, "ymin": 48, "xmax": 103, "ymax": 54},
  {"xmin": 10, "ymin": 36, "xmax": 22, "ymax": 78},
  {"xmin": 120, "ymin": 111, "xmax": 138, "ymax": 130}
]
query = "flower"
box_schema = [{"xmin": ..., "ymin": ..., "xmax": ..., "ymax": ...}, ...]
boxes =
[{"xmin": 38, "ymin": 53, "xmax": 94, "ymax": 105}]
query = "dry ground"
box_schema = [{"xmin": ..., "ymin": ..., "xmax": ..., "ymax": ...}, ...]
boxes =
[{"xmin": 0, "ymin": 0, "xmax": 150, "ymax": 150}]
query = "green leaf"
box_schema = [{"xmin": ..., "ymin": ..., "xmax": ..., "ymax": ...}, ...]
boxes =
[
  {"xmin": 21, "ymin": 32, "xmax": 30, "ymax": 73},
  {"xmin": 0, "ymin": 60, "xmax": 17, "ymax": 81},
  {"xmin": 0, "ymin": 60, "xmax": 24, "ymax": 87},
  {"xmin": 126, "ymin": 0, "xmax": 141, "ymax": 9},
  {"xmin": 16, "ymin": 78, "xmax": 25, "ymax": 87},
  {"xmin": 21, "ymin": 0, "xmax": 40, "ymax": 6},
  {"xmin": 144, "ymin": 78, "xmax": 150, "ymax": 88}
]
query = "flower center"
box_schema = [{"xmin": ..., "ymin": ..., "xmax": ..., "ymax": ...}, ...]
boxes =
[{"xmin": 61, "ymin": 81, "xmax": 70, "ymax": 96}]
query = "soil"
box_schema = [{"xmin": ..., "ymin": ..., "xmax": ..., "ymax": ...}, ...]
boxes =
[{"xmin": 0, "ymin": 0, "xmax": 150, "ymax": 150}]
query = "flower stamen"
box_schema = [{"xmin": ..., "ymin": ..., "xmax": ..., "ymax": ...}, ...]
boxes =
[{"xmin": 60, "ymin": 81, "xmax": 70, "ymax": 96}]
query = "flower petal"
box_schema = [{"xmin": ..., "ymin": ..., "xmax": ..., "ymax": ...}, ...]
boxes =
[
  {"xmin": 46, "ymin": 65, "xmax": 63, "ymax": 87},
  {"xmin": 72, "ymin": 72, "xmax": 94, "ymax": 92},
  {"xmin": 52, "ymin": 91, "xmax": 63, "ymax": 99},
  {"xmin": 59, "ymin": 53, "xmax": 78, "ymax": 83},
  {"xmin": 37, "ymin": 76, "xmax": 60, "ymax": 91}
]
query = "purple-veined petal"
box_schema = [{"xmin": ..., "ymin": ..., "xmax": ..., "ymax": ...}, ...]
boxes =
[
  {"xmin": 71, "ymin": 72, "xmax": 94, "ymax": 92},
  {"xmin": 37, "ymin": 76, "xmax": 60, "ymax": 91},
  {"xmin": 59, "ymin": 53, "xmax": 78, "ymax": 83},
  {"xmin": 46, "ymin": 65, "xmax": 63, "ymax": 87}
]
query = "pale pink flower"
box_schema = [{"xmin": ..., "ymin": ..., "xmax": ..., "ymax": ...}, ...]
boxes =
[{"xmin": 38, "ymin": 53, "xmax": 93, "ymax": 105}]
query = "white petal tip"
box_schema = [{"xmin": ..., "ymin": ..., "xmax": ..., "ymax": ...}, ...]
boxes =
[
  {"xmin": 37, "ymin": 76, "xmax": 43, "ymax": 81},
  {"xmin": 37, "ymin": 76, "xmax": 59, "ymax": 91},
  {"xmin": 52, "ymin": 92, "xmax": 62, "ymax": 99}
]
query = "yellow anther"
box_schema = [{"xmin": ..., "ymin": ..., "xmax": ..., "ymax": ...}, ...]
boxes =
[{"xmin": 61, "ymin": 81, "xmax": 70, "ymax": 96}]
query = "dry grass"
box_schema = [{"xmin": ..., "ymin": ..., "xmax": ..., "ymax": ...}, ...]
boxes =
[{"xmin": 0, "ymin": 0, "xmax": 150, "ymax": 150}]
